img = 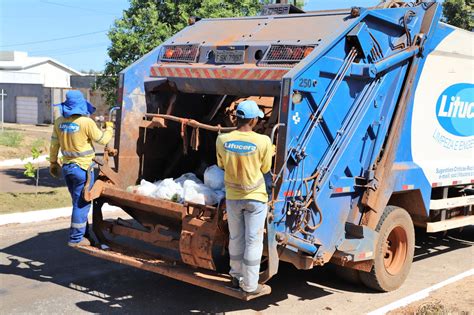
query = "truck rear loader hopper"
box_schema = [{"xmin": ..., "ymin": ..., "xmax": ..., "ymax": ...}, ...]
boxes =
[{"xmin": 77, "ymin": 1, "xmax": 474, "ymax": 299}]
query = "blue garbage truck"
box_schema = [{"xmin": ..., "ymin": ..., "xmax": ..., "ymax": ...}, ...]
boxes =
[{"xmin": 78, "ymin": 1, "xmax": 473, "ymax": 300}]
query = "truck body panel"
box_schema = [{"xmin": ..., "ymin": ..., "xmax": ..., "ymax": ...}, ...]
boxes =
[{"xmin": 411, "ymin": 26, "xmax": 473, "ymax": 194}]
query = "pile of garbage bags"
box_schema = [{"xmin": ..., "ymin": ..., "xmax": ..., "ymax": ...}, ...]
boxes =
[{"xmin": 127, "ymin": 165, "xmax": 225, "ymax": 206}]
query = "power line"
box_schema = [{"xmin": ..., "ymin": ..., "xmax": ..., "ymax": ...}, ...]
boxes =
[
  {"xmin": 28, "ymin": 42, "xmax": 109, "ymax": 55},
  {"xmin": 40, "ymin": 0, "xmax": 118, "ymax": 16},
  {"xmin": 0, "ymin": 30, "xmax": 108, "ymax": 48}
]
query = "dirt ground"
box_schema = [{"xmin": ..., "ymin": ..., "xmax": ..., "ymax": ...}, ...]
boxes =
[
  {"xmin": 389, "ymin": 276, "xmax": 474, "ymax": 314},
  {"xmin": 0, "ymin": 123, "xmax": 52, "ymax": 160}
]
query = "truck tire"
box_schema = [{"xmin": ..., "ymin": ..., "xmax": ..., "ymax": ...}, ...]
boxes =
[{"xmin": 359, "ymin": 206, "xmax": 415, "ymax": 292}]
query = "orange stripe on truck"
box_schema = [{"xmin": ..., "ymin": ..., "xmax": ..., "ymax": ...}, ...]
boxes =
[{"xmin": 150, "ymin": 66, "xmax": 288, "ymax": 81}]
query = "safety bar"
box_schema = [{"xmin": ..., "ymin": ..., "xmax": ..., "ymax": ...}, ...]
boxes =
[
  {"xmin": 271, "ymin": 123, "xmax": 285, "ymax": 144},
  {"xmin": 144, "ymin": 113, "xmax": 236, "ymax": 133},
  {"xmin": 109, "ymin": 106, "xmax": 120, "ymax": 122}
]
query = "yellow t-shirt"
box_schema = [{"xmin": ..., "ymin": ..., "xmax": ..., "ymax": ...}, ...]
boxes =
[
  {"xmin": 216, "ymin": 130, "xmax": 272, "ymax": 203},
  {"xmin": 50, "ymin": 115, "xmax": 113, "ymax": 170}
]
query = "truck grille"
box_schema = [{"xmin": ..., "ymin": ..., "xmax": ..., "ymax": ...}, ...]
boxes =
[
  {"xmin": 160, "ymin": 44, "xmax": 200, "ymax": 63},
  {"xmin": 260, "ymin": 45, "xmax": 315, "ymax": 65}
]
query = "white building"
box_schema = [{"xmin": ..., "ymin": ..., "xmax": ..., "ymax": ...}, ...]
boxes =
[{"xmin": 0, "ymin": 51, "xmax": 82, "ymax": 124}]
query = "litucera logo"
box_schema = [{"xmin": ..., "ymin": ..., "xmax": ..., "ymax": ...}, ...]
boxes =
[
  {"xmin": 436, "ymin": 83, "xmax": 474, "ymax": 137},
  {"xmin": 224, "ymin": 140, "xmax": 257, "ymax": 155}
]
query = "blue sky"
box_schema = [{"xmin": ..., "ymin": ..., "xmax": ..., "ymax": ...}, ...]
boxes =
[{"xmin": 0, "ymin": 0, "xmax": 379, "ymax": 72}]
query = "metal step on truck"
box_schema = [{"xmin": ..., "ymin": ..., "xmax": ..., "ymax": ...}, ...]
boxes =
[{"xmin": 77, "ymin": 1, "xmax": 473, "ymax": 300}]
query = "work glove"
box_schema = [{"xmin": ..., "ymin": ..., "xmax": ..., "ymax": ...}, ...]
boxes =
[
  {"xmin": 49, "ymin": 162, "xmax": 61, "ymax": 178},
  {"xmin": 105, "ymin": 121, "xmax": 114, "ymax": 129},
  {"xmin": 264, "ymin": 172, "xmax": 273, "ymax": 201}
]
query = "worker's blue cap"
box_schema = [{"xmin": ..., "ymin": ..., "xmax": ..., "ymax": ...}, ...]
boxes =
[
  {"xmin": 235, "ymin": 100, "xmax": 264, "ymax": 119},
  {"xmin": 61, "ymin": 90, "xmax": 96, "ymax": 118}
]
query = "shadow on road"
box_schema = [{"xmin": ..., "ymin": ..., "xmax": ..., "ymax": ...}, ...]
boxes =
[
  {"xmin": 413, "ymin": 227, "xmax": 474, "ymax": 262},
  {"xmin": 0, "ymin": 166, "xmax": 66, "ymax": 192},
  {"xmin": 0, "ymin": 226, "xmax": 472, "ymax": 313}
]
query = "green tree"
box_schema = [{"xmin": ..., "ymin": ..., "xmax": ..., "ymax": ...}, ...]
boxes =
[
  {"xmin": 99, "ymin": 0, "xmax": 268, "ymax": 106},
  {"xmin": 442, "ymin": 0, "xmax": 473, "ymax": 31}
]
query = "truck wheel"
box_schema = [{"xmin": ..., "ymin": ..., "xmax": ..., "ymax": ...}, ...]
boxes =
[{"xmin": 359, "ymin": 206, "xmax": 415, "ymax": 291}]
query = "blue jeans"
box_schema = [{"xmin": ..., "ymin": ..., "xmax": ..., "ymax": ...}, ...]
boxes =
[
  {"xmin": 62, "ymin": 163, "xmax": 94, "ymax": 243},
  {"xmin": 226, "ymin": 199, "xmax": 268, "ymax": 292}
]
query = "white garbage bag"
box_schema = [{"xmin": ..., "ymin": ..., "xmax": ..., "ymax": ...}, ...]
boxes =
[
  {"xmin": 183, "ymin": 180, "xmax": 218, "ymax": 205},
  {"xmin": 135, "ymin": 179, "xmax": 158, "ymax": 197},
  {"xmin": 175, "ymin": 172, "xmax": 203, "ymax": 185},
  {"xmin": 204, "ymin": 165, "xmax": 225, "ymax": 190},
  {"xmin": 153, "ymin": 178, "xmax": 183, "ymax": 202},
  {"xmin": 214, "ymin": 189, "xmax": 225, "ymax": 203}
]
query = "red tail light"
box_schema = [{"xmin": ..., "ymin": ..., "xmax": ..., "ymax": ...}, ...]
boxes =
[
  {"xmin": 160, "ymin": 44, "xmax": 200, "ymax": 63},
  {"xmin": 261, "ymin": 44, "xmax": 316, "ymax": 65}
]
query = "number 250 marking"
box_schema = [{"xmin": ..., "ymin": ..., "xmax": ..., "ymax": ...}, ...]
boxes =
[{"xmin": 298, "ymin": 78, "xmax": 313, "ymax": 88}]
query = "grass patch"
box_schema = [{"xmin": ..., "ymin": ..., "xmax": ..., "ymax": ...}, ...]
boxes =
[
  {"xmin": 0, "ymin": 128, "xmax": 51, "ymax": 160},
  {"xmin": 31, "ymin": 138, "xmax": 47, "ymax": 150},
  {"xmin": 0, "ymin": 187, "xmax": 71, "ymax": 214},
  {"xmin": 0, "ymin": 131, "xmax": 24, "ymax": 148}
]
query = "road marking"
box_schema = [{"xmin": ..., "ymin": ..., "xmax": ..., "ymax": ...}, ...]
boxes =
[{"xmin": 368, "ymin": 268, "xmax": 474, "ymax": 315}]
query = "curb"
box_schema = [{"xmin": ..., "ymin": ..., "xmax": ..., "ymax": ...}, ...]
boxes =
[
  {"xmin": 0, "ymin": 155, "xmax": 50, "ymax": 168},
  {"xmin": 0, "ymin": 203, "xmax": 122, "ymax": 226}
]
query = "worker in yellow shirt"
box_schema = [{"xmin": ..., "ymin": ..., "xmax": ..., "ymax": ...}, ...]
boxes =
[
  {"xmin": 49, "ymin": 90, "xmax": 114, "ymax": 247},
  {"xmin": 216, "ymin": 100, "xmax": 272, "ymax": 296}
]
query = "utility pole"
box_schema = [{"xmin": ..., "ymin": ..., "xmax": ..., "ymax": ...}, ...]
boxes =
[{"xmin": 0, "ymin": 89, "xmax": 6, "ymax": 132}]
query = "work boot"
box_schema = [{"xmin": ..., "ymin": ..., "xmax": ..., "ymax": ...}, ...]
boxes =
[
  {"xmin": 230, "ymin": 277, "xmax": 240, "ymax": 289},
  {"xmin": 68, "ymin": 238, "xmax": 91, "ymax": 247},
  {"xmin": 244, "ymin": 284, "xmax": 270, "ymax": 296}
]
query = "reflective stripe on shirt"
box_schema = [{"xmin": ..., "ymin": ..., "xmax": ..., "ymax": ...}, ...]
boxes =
[
  {"xmin": 61, "ymin": 149, "xmax": 95, "ymax": 158},
  {"xmin": 225, "ymin": 177, "xmax": 264, "ymax": 192}
]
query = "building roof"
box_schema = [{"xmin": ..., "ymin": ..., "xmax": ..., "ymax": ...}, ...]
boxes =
[{"xmin": 0, "ymin": 51, "xmax": 82, "ymax": 76}]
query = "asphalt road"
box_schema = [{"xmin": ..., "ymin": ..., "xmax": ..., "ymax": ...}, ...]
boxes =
[{"xmin": 1, "ymin": 215, "xmax": 473, "ymax": 314}]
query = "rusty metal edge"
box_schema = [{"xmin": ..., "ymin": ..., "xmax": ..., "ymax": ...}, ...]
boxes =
[
  {"xmin": 75, "ymin": 245, "xmax": 271, "ymax": 301},
  {"xmin": 101, "ymin": 186, "xmax": 187, "ymax": 221},
  {"xmin": 330, "ymin": 251, "xmax": 374, "ymax": 272}
]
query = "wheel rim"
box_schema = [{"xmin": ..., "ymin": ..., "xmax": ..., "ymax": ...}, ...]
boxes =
[{"xmin": 382, "ymin": 225, "xmax": 408, "ymax": 275}]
